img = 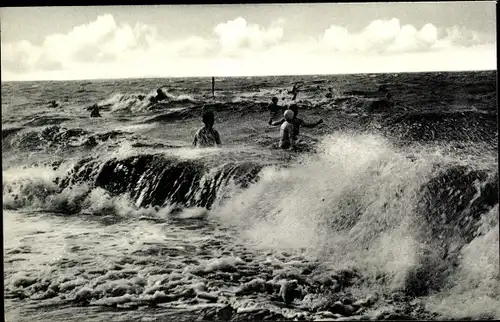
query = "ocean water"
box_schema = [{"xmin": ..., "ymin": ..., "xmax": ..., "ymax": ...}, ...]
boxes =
[{"xmin": 2, "ymin": 71, "xmax": 498, "ymax": 321}]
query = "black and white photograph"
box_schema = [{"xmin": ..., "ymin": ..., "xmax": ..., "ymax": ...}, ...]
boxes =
[{"xmin": 1, "ymin": 2, "xmax": 498, "ymax": 321}]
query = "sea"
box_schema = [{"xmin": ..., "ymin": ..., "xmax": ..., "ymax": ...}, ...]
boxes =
[{"xmin": 2, "ymin": 71, "xmax": 499, "ymax": 321}]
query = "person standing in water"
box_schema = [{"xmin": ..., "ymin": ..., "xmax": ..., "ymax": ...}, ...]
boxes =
[
  {"xmin": 279, "ymin": 109, "xmax": 296, "ymax": 150},
  {"xmin": 289, "ymin": 81, "xmax": 304, "ymax": 100},
  {"xmin": 267, "ymin": 96, "xmax": 285, "ymax": 124},
  {"xmin": 193, "ymin": 111, "xmax": 221, "ymax": 148},
  {"xmin": 90, "ymin": 104, "xmax": 101, "ymax": 117},
  {"xmin": 270, "ymin": 104, "xmax": 323, "ymax": 141}
]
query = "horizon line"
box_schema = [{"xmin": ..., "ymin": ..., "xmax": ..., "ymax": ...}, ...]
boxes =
[{"xmin": 1, "ymin": 69, "xmax": 496, "ymax": 83}]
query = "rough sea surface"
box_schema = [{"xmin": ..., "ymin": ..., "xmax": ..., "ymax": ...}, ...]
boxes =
[{"xmin": 2, "ymin": 71, "xmax": 498, "ymax": 321}]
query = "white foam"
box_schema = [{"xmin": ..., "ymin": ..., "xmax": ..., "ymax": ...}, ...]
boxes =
[
  {"xmin": 163, "ymin": 147, "xmax": 223, "ymax": 159},
  {"xmin": 3, "ymin": 164, "xmax": 69, "ymax": 210},
  {"xmin": 113, "ymin": 123, "xmax": 156, "ymax": 133},
  {"xmin": 99, "ymin": 92, "xmax": 150, "ymax": 113},
  {"xmin": 213, "ymin": 133, "xmax": 472, "ymax": 280},
  {"xmin": 424, "ymin": 205, "xmax": 500, "ymax": 319},
  {"xmin": 176, "ymin": 207, "xmax": 209, "ymax": 219},
  {"xmin": 185, "ymin": 256, "xmax": 245, "ymax": 274}
]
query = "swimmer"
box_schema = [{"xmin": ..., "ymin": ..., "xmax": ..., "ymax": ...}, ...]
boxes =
[
  {"xmin": 90, "ymin": 104, "xmax": 101, "ymax": 118},
  {"xmin": 270, "ymin": 104, "xmax": 323, "ymax": 141},
  {"xmin": 267, "ymin": 96, "xmax": 286, "ymax": 124},
  {"xmin": 325, "ymin": 87, "xmax": 334, "ymax": 99},
  {"xmin": 288, "ymin": 81, "xmax": 304, "ymax": 100},
  {"xmin": 149, "ymin": 88, "xmax": 168, "ymax": 104},
  {"xmin": 193, "ymin": 111, "xmax": 221, "ymax": 148},
  {"xmin": 279, "ymin": 109, "xmax": 296, "ymax": 150},
  {"xmin": 155, "ymin": 88, "xmax": 168, "ymax": 101}
]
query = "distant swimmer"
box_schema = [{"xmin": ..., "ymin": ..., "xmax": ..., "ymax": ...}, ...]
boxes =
[
  {"xmin": 289, "ymin": 81, "xmax": 304, "ymax": 101},
  {"xmin": 279, "ymin": 110, "xmax": 296, "ymax": 150},
  {"xmin": 267, "ymin": 96, "xmax": 286, "ymax": 124},
  {"xmin": 193, "ymin": 111, "xmax": 221, "ymax": 148},
  {"xmin": 90, "ymin": 104, "xmax": 101, "ymax": 118},
  {"xmin": 49, "ymin": 100, "xmax": 59, "ymax": 108},
  {"xmin": 155, "ymin": 88, "xmax": 168, "ymax": 101},
  {"xmin": 150, "ymin": 88, "xmax": 168, "ymax": 104},
  {"xmin": 325, "ymin": 87, "xmax": 334, "ymax": 99},
  {"xmin": 270, "ymin": 104, "xmax": 323, "ymax": 141}
]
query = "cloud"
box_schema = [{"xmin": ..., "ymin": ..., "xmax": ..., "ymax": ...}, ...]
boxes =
[
  {"xmin": 1, "ymin": 15, "xmax": 495, "ymax": 81},
  {"xmin": 443, "ymin": 25, "xmax": 494, "ymax": 47},
  {"xmin": 213, "ymin": 17, "xmax": 284, "ymax": 57},
  {"xmin": 1, "ymin": 40, "xmax": 42, "ymax": 73},
  {"xmin": 40, "ymin": 15, "xmax": 158, "ymax": 65},
  {"xmin": 1, "ymin": 14, "xmax": 160, "ymax": 74},
  {"xmin": 321, "ymin": 18, "xmax": 492, "ymax": 54}
]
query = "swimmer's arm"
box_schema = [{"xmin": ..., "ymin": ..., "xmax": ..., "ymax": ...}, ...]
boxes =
[{"xmin": 270, "ymin": 118, "xmax": 285, "ymax": 126}]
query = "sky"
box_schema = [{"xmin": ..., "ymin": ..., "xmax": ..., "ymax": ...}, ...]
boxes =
[{"xmin": 1, "ymin": 2, "xmax": 496, "ymax": 81}]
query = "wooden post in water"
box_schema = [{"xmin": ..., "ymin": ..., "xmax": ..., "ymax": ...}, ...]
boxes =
[{"xmin": 212, "ymin": 77, "xmax": 215, "ymax": 98}]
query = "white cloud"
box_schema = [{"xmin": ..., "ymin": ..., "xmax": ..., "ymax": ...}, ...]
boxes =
[
  {"xmin": 0, "ymin": 15, "xmax": 496, "ymax": 81},
  {"xmin": 1, "ymin": 14, "xmax": 160, "ymax": 75},
  {"xmin": 213, "ymin": 17, "xmax": 284, "ymax": 57},
  {"xmin": 443, "ymin": 25, "xmax": 493, "ymax": 47},
  {"xmin": 2, "ymin": 40, "xmax": 43, "ymax": 72},
  {"xmin": 321, "ymin": 18, "xmax": 492, "ymax": 55},
  {"xmin": 41, "ymin": 15, "xmax": 158, "ymax": 65}
]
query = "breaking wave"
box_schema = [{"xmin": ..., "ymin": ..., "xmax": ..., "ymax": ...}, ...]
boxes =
[
  {"xmin": 3, "ymin": 132, "xmax": 498, "ymax": 319},
  {"xmin": 3, "ymin": 133, "xmax": 498, "ymax": 319},
  {"xmin": 98, "ymin": 89, "xmax": 197, "ymax": 114}
]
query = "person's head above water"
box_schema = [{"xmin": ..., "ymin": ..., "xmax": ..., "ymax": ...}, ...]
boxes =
[
  {"xmin": 202, "ymin": 111, "xmax": 215, "ymax": 128},
  {"xmin": 272, "ymin": 97, "xmax": 279, "ymax": 104},
  {"xmin": 289, "ymin": 104, "xmax": 299, "ymax": 116},
  {"xmin": 283, "ymin": 109, "xmax": 294, "ymax": 122}
]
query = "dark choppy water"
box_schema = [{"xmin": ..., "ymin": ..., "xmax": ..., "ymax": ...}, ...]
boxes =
[{"xmin": 2, "ymin": 71, "xmax": 499, "ymax": 321}]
